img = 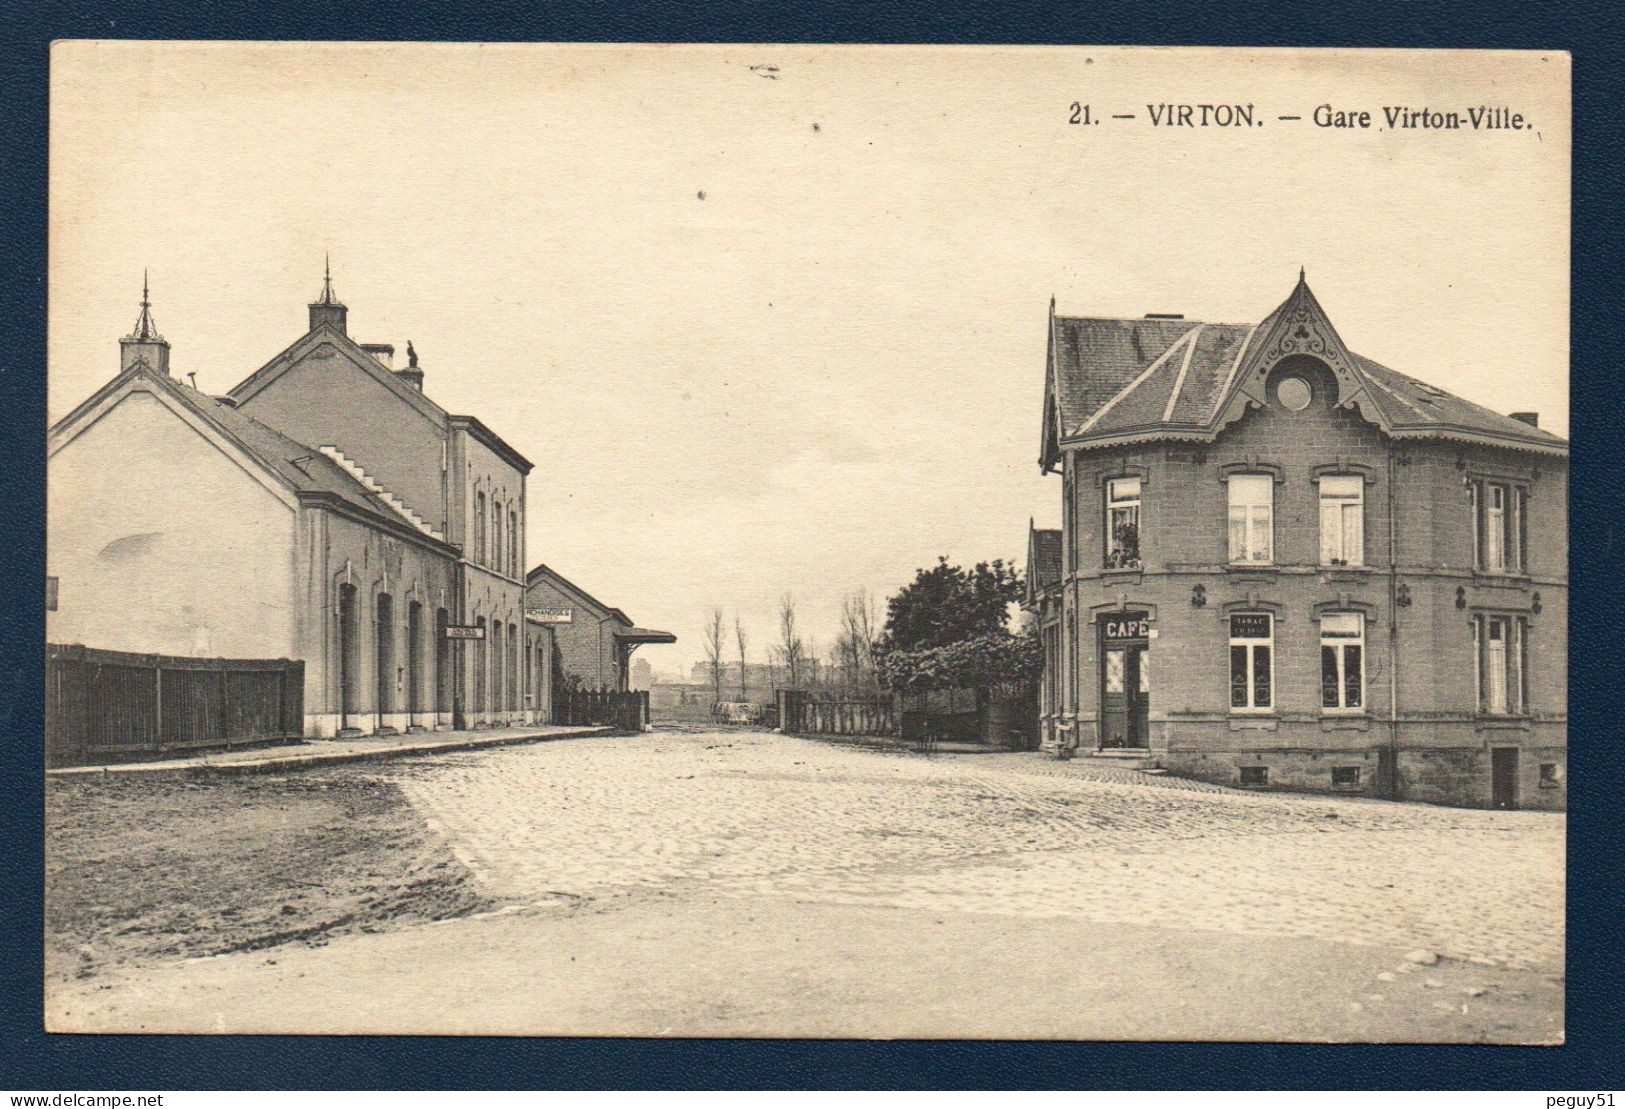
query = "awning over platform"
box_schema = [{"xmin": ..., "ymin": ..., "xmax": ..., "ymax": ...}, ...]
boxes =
[{"xmin": 615, "ymin": 626, "xmax": 677, "ymax": 645}]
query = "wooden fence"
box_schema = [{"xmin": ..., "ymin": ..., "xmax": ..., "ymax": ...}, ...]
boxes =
[
  {"xmin": 45, "ymin": 643, "xmax": 304, "ymax": 768},
  {"xmin": 553, "ymin": 689, "xmax": 649, "ymax": 732},
  {"xmin": 778, "ymin": 690, "xmax": 898, "ymax": 738}
]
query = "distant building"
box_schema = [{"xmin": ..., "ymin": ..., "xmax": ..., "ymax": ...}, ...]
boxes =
[
  {"xmin": 690, "ymin": 661, "xmax": 778, "ymax": 701},
  {"xmin": 1027, "ymin": 274, "xmax": 1567, "ymax": 809},
  {"xmin": 630, "ymin": 657, "xmax": 654, "ymax": 691},
  {"xmin": 524, "ymin": 564, "xmax": 675, "ymax": 692},
  {"xmin": 48, "ymin": 269, "xmax": 547, "ymax": 737}
]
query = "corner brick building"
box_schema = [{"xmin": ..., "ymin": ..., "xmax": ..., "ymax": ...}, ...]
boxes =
[{"xmin": 1026, "ymin": 274, "xmax": 1567, "ymax": 810}]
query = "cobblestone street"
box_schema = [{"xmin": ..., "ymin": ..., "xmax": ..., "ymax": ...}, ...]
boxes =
[
  {"xmin": 49, "ymin": 728, "xmax": 1565, "ymax": 1040},
  {"xmin": 389, "ymin": 729, "xmax": 1564, "ymax": 971}
]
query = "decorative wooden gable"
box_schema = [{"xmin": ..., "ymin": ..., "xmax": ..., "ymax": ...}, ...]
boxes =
[{"xmin": 1212, "ymin": 273, "xmax": 1392, "ymax": 436}]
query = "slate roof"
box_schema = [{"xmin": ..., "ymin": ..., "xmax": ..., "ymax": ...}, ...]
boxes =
[
  {"xmin": 1045, "ymin": 277, "xmax": 1566, "ymax": 463},
  {"xmin": 1029, "ymin": 527, "xmax": 1063, "ymax": 590},
  {"xmin": 1025, "ymin": 525, "xmax": 1063, "ymax": 606},
  {"xmin": 50, "ymin": 362, "xmax": 451, "ymax": 550},
  {"xmin": 177, "ymin": 384, "xmax": 413, "ymax": 524}
]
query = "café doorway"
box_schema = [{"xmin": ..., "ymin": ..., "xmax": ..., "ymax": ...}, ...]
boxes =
[{"xmin": 1099, "ymin": 612, "xmax": 1150, "ymax": 749}]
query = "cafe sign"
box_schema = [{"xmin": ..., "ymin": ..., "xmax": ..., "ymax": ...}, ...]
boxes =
[{"xmin": 1102, "ymin": 614, "xmax": 1151, "ymax": 641}]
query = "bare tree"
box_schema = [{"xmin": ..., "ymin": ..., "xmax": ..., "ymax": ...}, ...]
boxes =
[
  {"xmin": 837, "ymin": 588, "xmax": 879, "ymax": 696},
  {"xmin": 734, "ymin": 614, "xmax": 750, "ymax": 702},
  {"xmin": 703, "ymin": 606, "xmax": 725, "ymax": 707},
  {"xmin": 777, "ymin": 592, "xmax": 805, "ymax": 690}
]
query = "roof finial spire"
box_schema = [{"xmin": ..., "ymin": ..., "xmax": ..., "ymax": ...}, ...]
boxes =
[
  {"xmin": 1299, "ymin": 265, "xmax": 1306, "ymax": 283},
  {"xmin": 129, "ymin": 269, "xmax": 160, "ymax": 341},
  {"xmin": 317, "ymin": 253, "xmax": 340, "ymax": 305}
]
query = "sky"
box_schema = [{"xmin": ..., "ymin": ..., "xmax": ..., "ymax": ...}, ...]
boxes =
[{"xmin": 50, "ymin": 44, "xmax": 1569, "ymax": 678}]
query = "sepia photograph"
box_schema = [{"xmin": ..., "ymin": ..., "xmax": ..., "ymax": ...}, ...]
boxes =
[{"xmin": 43, "ymin": 42, "xmax": 1568, "ymax": 1042}]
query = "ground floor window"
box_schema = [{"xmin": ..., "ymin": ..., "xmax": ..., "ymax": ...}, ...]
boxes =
[
  {"xmin": 1228, "ymin": 612, "xmax": 1273, "ymax": 711},
  {"xmin": 1473, "ymin": 613, "xmax": 1528, "ymax": 715},
  {"xmin": 1319, "ymin": 612, "xmax": 1364, "ymax": 711}
]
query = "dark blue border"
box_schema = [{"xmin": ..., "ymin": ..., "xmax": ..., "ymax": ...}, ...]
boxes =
[{"xmin": 4, "ymin": 0, "xmax": 1622, "ymax": 1090}]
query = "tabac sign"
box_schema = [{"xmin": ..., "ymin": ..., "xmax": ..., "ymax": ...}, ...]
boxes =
[
  {"xmin": 528, "ymin": 606, "xmax": 574, "ymax": 624},
  {"xmin": 1101, "ymin": 613, "xmax": 1152, "ymax": 641}
]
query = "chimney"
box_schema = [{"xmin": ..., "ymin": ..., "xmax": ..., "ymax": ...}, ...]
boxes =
[
  {"xmin": 120, "ymin": 272, "xmax": 171, "ymax": 375},
  {"xmin": 361, "ymin": 343, "xmax": 395, "ymax": 368},
  {"xmin": 1510, "ymin": 412, "xmax": 1540, "ymax": 428},
  {"xmin": 395, "ymin": 340, "xmax": 424, "ymax": 391},
  {"xmin": 308, "ymin": 255, "xmax": 348, "ymax": 335}
]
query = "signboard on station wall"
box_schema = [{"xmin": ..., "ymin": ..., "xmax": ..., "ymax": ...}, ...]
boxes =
[
  {"xmin": 528, "ymin": 607, "xmax": 574, "ymax": 623},
  {"xmin": 443, "ymin": 624, "xmax": 485, "ymax": 640}
]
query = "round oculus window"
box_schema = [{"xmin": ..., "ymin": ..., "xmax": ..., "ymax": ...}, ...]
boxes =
[{"xmin": 1276, "ymin": 376, "xmax": 1313, "ymax": 411}]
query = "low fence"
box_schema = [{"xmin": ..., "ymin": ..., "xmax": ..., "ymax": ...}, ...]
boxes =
[
  {"xmin": 553, "ymin": 689, "xmax": 649, "ymax": 732},
  {"xmin": 778, "ymin": 690, "xmax": 898, "ymax": 738},
  {"xmin": 45, "ymin": 643, "xmax": 304, "ymax": 768},
  {"xmin": 780, "ymin": 686, "xmax": 1039, "ymax": 751}
]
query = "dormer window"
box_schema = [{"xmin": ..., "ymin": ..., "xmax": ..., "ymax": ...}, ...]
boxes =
[{"xmin": 1105, "ymin": 477, "xmax": 1142, "ymax": 569}]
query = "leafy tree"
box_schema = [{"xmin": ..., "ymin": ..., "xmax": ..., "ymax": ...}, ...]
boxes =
[
  {"xmin": 878, "ymin": 557, "xmax": 1024, "ymax": 652},
  {"xmin": 874, "ymin": 557, "xmax": 1038, "ymax": 695}
]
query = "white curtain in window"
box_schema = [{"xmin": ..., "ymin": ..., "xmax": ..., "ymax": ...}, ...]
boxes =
[
  {"xmin": 1228, "ymin": 474, "xmax": 1273, "ymax": 563},
  {"xmin": 1319, "ymin": 475, "xmax": 1364, "ymax": 565}
]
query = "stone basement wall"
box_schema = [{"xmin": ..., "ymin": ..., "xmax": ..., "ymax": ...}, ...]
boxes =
[{"xmin": 1159, "ymin": 743, "xmax": 1566, "ymax": 810}]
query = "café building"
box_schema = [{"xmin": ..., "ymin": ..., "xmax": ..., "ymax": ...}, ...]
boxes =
[{"xmin": 1026, "ymin": 273, "xmax": 1567, "ymax": 809}]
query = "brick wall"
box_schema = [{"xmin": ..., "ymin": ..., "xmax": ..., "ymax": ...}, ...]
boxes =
[{"xmin": 1048, "ymin": 367, "xmax": 1567, "ymax": 809}]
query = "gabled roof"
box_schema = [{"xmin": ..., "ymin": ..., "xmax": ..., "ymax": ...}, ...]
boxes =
[
  {"xmin": 49, "ymin": 362, "xmax": 457, "ymax": 555},
  {"xmin": 525, "ymin": 563, "xmax": 628, "ymax": 624},
  {"xmin": 1042, "ymin": 274, "xmax": 1567, "ymax": 465},
  {"xmin": 1025, "ymin": 522, "xmax": 1063, "ymax": 605},
  {"xmin": 449, "ymin": 414, "xmax": 534, "ymax": 475},
  {"xmin": 230, "ymin": 323, "xmax": 535, "ymax": 475},
  {"xmin": 228, "ymin": 322, "xmax": 449, "ymax": 426}
]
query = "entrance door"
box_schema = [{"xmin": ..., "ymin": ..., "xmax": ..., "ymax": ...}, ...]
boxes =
[
  {"xmin": 1491, "ymin": 747, "xmax": 1520, "ymax": 810},
  {"xmin": 337, "ymin": 584, "xmax": 358, "ymax": 731},
  {"xmin": 1099, "ymin": 612, "xmax": 1151, "ymax": 749},
  {"xmin": 407, "ymin": 602, "xmax": 422, "ymax": 722},
  {"xmin": 375, "ymin": 593, "xmax": 394, "ymax": 731}
]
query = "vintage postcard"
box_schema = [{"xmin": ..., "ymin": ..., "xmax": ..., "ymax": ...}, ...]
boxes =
[{"xmin": 45, "ymin": 43, "xmax": 1568, "ymax": 1040}]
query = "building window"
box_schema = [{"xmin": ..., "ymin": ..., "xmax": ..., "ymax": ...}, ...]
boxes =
[
  {"xmin": 1331, "ymin": 765, "xmax": 1361, "ymax": 788},
  {"xmin": 1319, "ymin": 475, "xmax": 1364, "ymax": 566},
  {"xmin": 474, "ymin": 491, "xmax": 487, "ymax": 566},
  {"xmin": 1229, "ymin": 612, "xmax": 1273, "ymax": 711},
  {"xmin": 1227, "ymin": 474, "xmax": 1273, "ymax": 564},
  {"xmin": 1474, "ymin": 613, "xmax": 1528, "ymax": 715},
  {"xmin": 1539, "ymin": 763, "xmax": 1560, "ymax": 788},
  {"xmin": 1319, "ymin": 612, "xmax": 1364, "ymax": 712},
  {"xmin": 509, "ymin": 510, "xmax": 519, "ymax": 576},
  {"xmin": 493, "ymin": 503, "xmax": 504, "ymax": 573},
  {"xmin": 1239, "ymin": 765, "xmax": 1268, "ymax": 786},
  {"xmin": 1471, "ymin": 480, "xmax": 1525, "ymax": 573},
  {"xmin": 1105, "ymin": 477, "xmax": 1142, "ymax": 569}
]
